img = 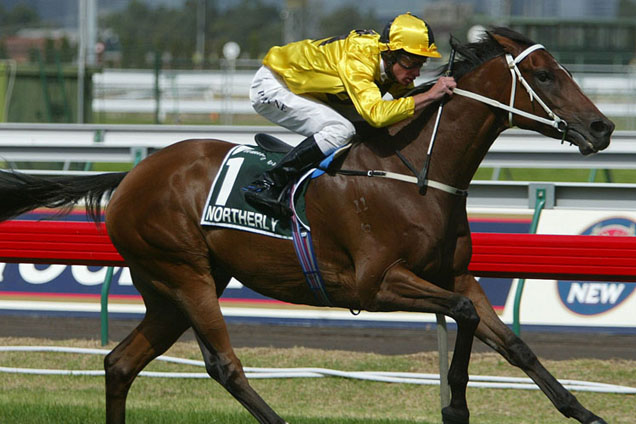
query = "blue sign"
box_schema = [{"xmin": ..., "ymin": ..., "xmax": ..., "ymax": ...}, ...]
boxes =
[{"xmin": 557, "ymin": 218, "xmax": 636, "ymax": 315}]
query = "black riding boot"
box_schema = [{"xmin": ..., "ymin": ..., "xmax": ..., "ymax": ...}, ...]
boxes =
[{"xmin": 243, "ymin": 136, "xmax": 325, "ymax": 218}]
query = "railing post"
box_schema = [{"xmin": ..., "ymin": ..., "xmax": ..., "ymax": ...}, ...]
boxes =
[
  {"xmin": 491, "ymin": 167, "xmax": 513, "ymax": 180},
  {"xmin": 154, "ymin": 51, "xmax": 161, "ymax": 124},
  {"xmin": 436, "ymin": 314, "xmax": 451, "ymax": 409},
  {"xmin": 100, "ymin": 266, "xmax": 114, "ymax": 346},
  {"xmin": 512, "ymin": 184, "xmax": 552, "ymax": 336},
  {"xmin": 588, "ymin": 168, "xmax": 613, "ymax": 183}
]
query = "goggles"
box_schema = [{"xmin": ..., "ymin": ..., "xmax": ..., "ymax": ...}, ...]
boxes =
[{"xmin": 396, "ymin": 53, "xmax": 427, "ymax": 70}]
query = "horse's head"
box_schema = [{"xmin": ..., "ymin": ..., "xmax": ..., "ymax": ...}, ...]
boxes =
[{"xmin": 455, "ymin": 28, "xmax": 614, "ymax": 155}]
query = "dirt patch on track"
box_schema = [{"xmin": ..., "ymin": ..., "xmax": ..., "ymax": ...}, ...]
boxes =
[{"xmin": 1, "ymin": 315, "xmax": 634, "ymax": 361}]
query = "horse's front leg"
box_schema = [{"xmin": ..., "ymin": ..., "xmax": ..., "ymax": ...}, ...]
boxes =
[
  {"xmin": 370, "ymin": 264, "xmax": 480, "ymax": 424},
  {"xmin": 454, "ymin": 273, "xmax": 607, "ymax": 424}
]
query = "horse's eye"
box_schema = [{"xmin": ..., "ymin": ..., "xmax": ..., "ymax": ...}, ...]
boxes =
[{"xmin": 535, "ymin": 70, "xmax": 552, "ymax": 83}]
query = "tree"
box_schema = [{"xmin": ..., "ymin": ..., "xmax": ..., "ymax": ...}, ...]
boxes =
[
  {"xmin": 101, "ymin": 0, "xmax": 200, "ymax": 68},
  {"xmin": 317, "ymin": 5, "xmax": 381, "ymax": 38},
  {"xmin": 618, "ymin": 0, "xmax": 636, "ymax": 17},
  {"xmin": 0, "ymin": 3, "xmax": 40, "ymax": 37},
  {"xmin": 101, "ymin": 0, "xmax": 284, "ymax": 67},
  {"xmin": 208, "ymin": 0, "xmax": 282, "ymax": 59}
]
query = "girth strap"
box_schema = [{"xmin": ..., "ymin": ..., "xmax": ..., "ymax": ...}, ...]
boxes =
[
  {"xmin": 321, "ymin": 166, "xmax": 467, "ymax": 197},
  {"xmin": 290, "ymin": 197, "xmax": 332, "ymax": 306}
]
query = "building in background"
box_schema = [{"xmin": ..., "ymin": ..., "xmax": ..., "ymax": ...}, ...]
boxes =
[
  {"xmin": 422, "ymin": 0, "xmax": 634, "ymax": 65},
  {"xmin": 3, "ymin": 29, "xmax": 76, "ymax": 63},
  {"xmin": 512, "ymin": 0, "xmax": 618, "ymax": 19}
]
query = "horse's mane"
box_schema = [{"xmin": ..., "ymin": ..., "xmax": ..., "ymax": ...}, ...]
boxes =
[{"xmin": 416, "ymin": 27, "xmax": 536, "ymax": 93}]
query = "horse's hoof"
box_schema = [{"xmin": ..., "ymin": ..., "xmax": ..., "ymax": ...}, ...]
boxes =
[
  {"xmin": 585, "ymin": 418, "xmax": 607, "ymax": 424},
  {"xmin": 442, "ymin": 406, "xmax": 469, "ymax": 424}
]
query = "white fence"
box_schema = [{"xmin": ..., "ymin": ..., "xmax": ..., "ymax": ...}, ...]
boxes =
[
  {"xmin": 92, "ymin": 69, "xmax": 255, "ymax": 116},
  {"xmin": 1, "ymin": 123, "xmax": 636, "ymax": 210},
  {"xmin": 92, "ymin": 69, "xmax": 636, "ymax": 125}
]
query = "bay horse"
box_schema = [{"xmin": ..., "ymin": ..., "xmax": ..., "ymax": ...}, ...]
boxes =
[{"xmin": 0, "ymin": 28, "xmax": 613, "ymax": 423}]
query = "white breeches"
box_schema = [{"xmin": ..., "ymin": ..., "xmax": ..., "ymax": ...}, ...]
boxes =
[{"xmin": 249, "ymin": 66, "xmax": 356, "ymax": 155}]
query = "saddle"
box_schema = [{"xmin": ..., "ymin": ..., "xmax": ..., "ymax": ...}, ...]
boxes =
[
  {"xmin": 254, "ymin": 132, "xmax": 352, "ymax": 180},
  {"xmin": 254, "ymin": 133, "xmax": 293, "ymax": 154}
]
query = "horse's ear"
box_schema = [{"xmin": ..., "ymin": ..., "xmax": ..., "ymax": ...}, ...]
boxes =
[{"xmin": 488, "ymin": 32, "xmax": 522, "ymax": 56}]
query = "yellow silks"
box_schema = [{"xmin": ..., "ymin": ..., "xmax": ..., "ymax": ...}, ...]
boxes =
[{"xmin": 263, "ymin": 30, "xmax": 415, "ymax": 128}]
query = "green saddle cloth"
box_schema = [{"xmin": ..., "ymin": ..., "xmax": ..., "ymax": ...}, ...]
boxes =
[{"xmin": 200, "ymin": 144, "xmax": 309, "ymax": 239}]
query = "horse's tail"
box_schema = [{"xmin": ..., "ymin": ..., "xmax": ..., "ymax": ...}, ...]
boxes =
[{"xmin": 0, "ymin": 170, "xmax": 129, "ymax": 223}]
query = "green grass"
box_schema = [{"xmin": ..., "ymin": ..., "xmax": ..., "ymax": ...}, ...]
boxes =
[
  {"xmin": 91, "ymin": 112, "xmax": 273, "ymax": 126},
  {"xmin": 1, "ymin": 338, "xmax": 635, "ymax": 423},
  {"xmin": 474, "ymin": 167, "xmax": 636, "ymax": 183}
]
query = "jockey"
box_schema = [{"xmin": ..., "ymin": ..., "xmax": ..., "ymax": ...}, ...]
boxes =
[{"xmin": 243, "ymin": 12, "xmax": 457, "ymax": 217}]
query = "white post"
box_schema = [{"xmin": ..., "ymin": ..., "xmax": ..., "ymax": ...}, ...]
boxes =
[
  {"xmin": 222, "ymin": 41, "xmax": 240, "ymax": 125},
  {"xmin": 436, "ymin": 313, "xmax": 451, "ymax": 408},
  {"xmin": 195, "ymin": 0, "xmax": 206, "ymax": 69},
  {"xmin": 86, "ymin": 0, "xmax": 97, "ymax": 66}
]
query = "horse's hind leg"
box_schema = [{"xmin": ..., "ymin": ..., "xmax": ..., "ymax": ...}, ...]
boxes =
[
  {"xmin": 455, "ymin": 273, "xmax": 607, "ymax": 424},
  {"xmin": 194, "ymin": 334, "xmax": 287, "ymax": 423},
  {"xmin": 156, "ymin": 264, "xmax": 286, "ymax": 424},
  {"xmin": 104, "ymin": 281, "xmax": 190, "ymax": 424}
]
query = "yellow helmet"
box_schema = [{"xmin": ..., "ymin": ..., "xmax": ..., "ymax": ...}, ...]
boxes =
[{"xmin": 379, "ymin": 13, "xmax": 441, "ymax": 58}]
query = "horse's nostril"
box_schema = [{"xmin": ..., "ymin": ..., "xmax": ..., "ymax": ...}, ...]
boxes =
[{"xmin": 591, "ymin": 119, "xmax": 614, "ymax": 136}]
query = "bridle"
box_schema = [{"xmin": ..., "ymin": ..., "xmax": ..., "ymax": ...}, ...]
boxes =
[{"xmin": 453, "ymin": 43, "xmax": 569, "ymax": 139}]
